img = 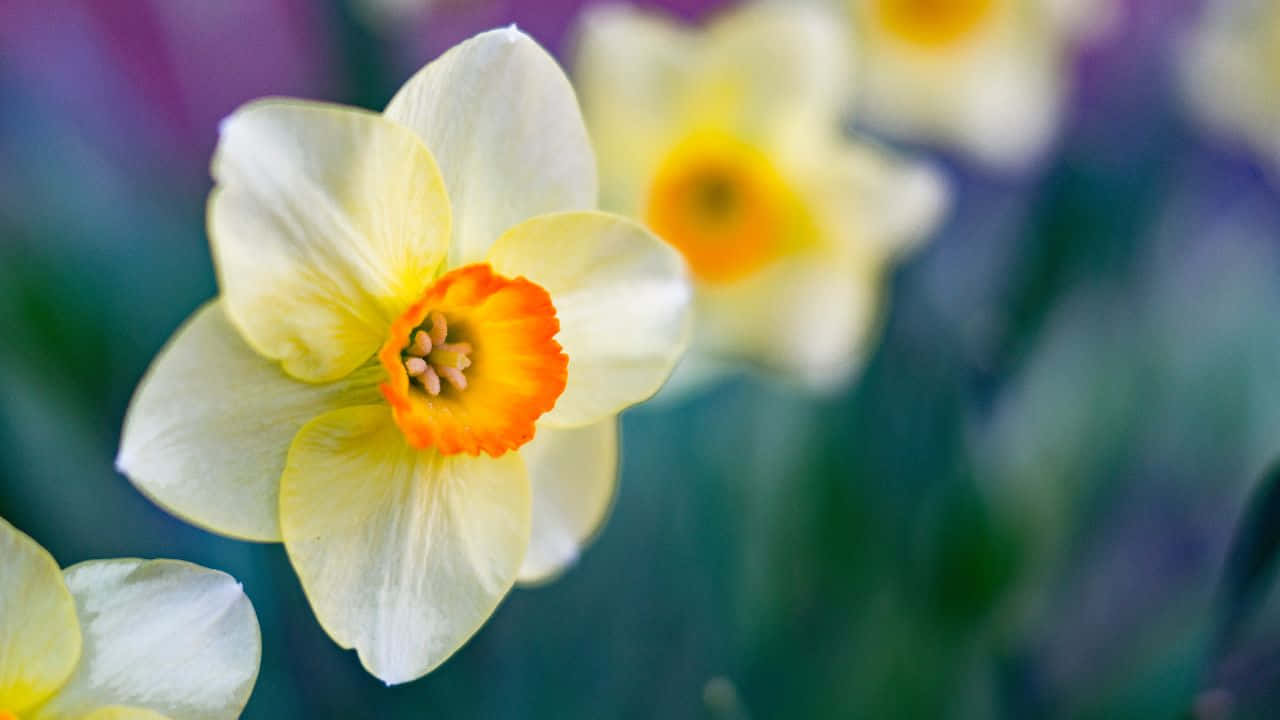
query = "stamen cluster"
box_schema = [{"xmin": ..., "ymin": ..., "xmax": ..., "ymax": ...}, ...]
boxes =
[{"xmin": 403, "ymin": 311, "xmax": 473, "ymax": 395}]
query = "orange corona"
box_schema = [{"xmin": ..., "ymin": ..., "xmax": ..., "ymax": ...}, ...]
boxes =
[{"xmin": 379, "ymin": 263, "xmax": 568, "ymax": 456}]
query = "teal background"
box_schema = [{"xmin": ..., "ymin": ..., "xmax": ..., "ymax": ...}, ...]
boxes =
[{"xmin": 3, "ymin": 0, "xmax": 1280, "ymax": 717}]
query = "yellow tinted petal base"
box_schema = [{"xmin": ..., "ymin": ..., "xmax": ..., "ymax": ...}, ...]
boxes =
[{"xmin": 0, "ymin": 519, "xmax": 81, "ymax": 714}]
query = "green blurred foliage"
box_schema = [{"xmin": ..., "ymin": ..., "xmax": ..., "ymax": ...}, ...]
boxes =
[{"xmin": 3, "ymin": 1, "xmax": 1280, "ymax": 718}]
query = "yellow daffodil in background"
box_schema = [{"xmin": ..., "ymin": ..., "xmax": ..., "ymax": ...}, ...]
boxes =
[
  {"xmin": 0, "ymin": 517, "xmax": 260, "ymax": 720},
  {"xmin": 574, "ymin": 3, "xmax": 947, "ymax": 391},
  {"xmin": 841, "ymin": 0, "xmax": 1114, "ymax": 168},
  {"xmin": 1181, "ymin": 0, "xmax": 1280, "ymax": 168},
  {"xmin": 117, "ymin": 28, "xmax": 690, "ymax": 684}
]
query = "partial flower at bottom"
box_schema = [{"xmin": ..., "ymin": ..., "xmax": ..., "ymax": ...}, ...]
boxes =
[
  {"xmin": 0, "ymin": 517, "xmax": 261, "ymax": 720},
  {"xmin": 117, "ymin": 28, "xmax": 692, "ymax": 684}
]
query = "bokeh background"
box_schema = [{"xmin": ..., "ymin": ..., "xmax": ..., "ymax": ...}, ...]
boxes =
[{"xmin": 3, "ymin": 0, "xmax": 1280, "ymax": 717}]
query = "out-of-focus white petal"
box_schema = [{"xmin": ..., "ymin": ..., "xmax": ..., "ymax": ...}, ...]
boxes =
[
  {"xmin": 486, "ymin": 212, "xmax": 691, "ymax": 427},
  {"xmin": 697, "ymin": 254, "xmax": 886, "ymax": 391},
  {"xmin": 517, "ymin": 419, "xmax": 618, "ymax": 584},
  {"xmin": 117, "ymin": 301, "xmax": 384, "ymax": 542},
  {"xmin": 280, "ymin": 406, "xmax": 530, "ymax": 685},
  {"xmin": 691, "ymin": 2, "xmax": 852, "ymax": 144},
  {"xmin": 385, "ymin": 27, "xmax": 597, "ymax": 265},
  {"xmin": 851, "ymin": 0, "xmax": 1089, "ymax": 168},
  {"xmin": 573, "ymin": 4, "xmax": 697, "ymax": 215},
  {"xmin": 787, "ymin": 135, "xmax": 949, "ymax": 263},
  {"xmin": 31, "ymin": 560, "xmax": 260, "ymax": 720},
  {"xmin": 210, "ymin": 99, "xmax": 451, "ymax": 382}
]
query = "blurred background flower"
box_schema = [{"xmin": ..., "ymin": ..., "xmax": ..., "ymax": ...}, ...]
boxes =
[
  {"xmin": 574, "ymin": 3, "xmax": 947, "ymax": 392},
  {"xmin": 3, "ymin": 0, "xmax": 1280, "ymax": 717},
  {"xmin": 1179, "ymin": 0, "xmax": 1280, "ymax": 177},
  {"xmin": 838, "ymin": 0, "xmax": 1118, "ymax": 169}
]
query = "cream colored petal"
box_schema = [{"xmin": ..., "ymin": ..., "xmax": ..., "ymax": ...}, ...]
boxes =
[
  {"xmin": 487, "ymin": 211, "xmax": 692, "ymax": 428},
  {"xmin": 788, "ymin": 135, "xmax": 949, "ymax": 263},
  {"xmin": 855, "ymin": 5, "xmax": 1066, "ymax": 169},
  {"xmin": 30, "ymin": 560, "xmax": 260, "ymax": 720},
  {"xmin": 80, "ymin": 706, "xmax": 172, "ymax": 720},
  {"xmin": 691, "ymin": 3, "xmax": 852, "ymax": 147},
  {"xmin": 517, "ymin": 419, "xmax": 618, "ymax": 585},
  {"xmin": 385, "ymin": 27, "xmax": 596, "ymax": 265},
  {"xmin": 280, "ymin": 406, "xmax": 531, "ymax": 684},
  {"xmin": 0, "ymin": 519, "xmax": 80, "ymax": 714},
  {"xmin": 697, "ymin": 254, "xmax": 886, "ymax": 391},
  {"xmin": 210, "ymin": 99, "xmax": 451, "ymax": 383},
  {"xmin": 572, "ymin": 4, "xmax": 698, "ymax": 215},
  {"xmin": 117, "ymin": 301, "xmax": 384, "ymax": 542}
]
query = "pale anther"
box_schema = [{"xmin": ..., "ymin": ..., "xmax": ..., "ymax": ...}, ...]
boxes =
[
  {"xmin": 428, "ymin": 311, "xmax": 448, "ymax": 346},
  {"xmin": 420, "ymin": 365, "xmax": 441, "ymax": 395},
  {"xmin": 405, "ymin": 357, "xmax": 428, "ymax": 376},
  {"xmin": 409, "ymin": 330, "xmax": 433, "ymax": 357},
  {"xmin": 438, "ymin": 366, "xmax": 468, "ymax": 391}
]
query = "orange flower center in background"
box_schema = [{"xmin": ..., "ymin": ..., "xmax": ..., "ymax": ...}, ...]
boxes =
[
  {"xmin": 0, "ymin": 711, "xmax": 18, "ymax": 720},
  {"xmin": 379, "ymin": 263, "xmax": 567, "ymax": 457},
  {"xmin": 646, "ymin": 132, "xmax": 806, "ymax": 285},
  {"xmin": 871, "ymin": 0, "xmax": 998, "ymax": 49}
]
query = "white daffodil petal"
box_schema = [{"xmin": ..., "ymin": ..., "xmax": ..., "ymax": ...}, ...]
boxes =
[
  {"xmin": 698, "ymin": 255, "xmax": 885, "ymax": 391},
  {"xmin": 487, "ymin": 212, "xmax": 691, "ymax": 428},
  {"xmin": 211, "ymin": 99, "xmax": 451, "ymax": 383},
  {"xmin": 385, "ymin": 27, "xmax": 597, "ymax": 265},
  {"xmin": 691, "ymin": 2, "xmax": 851, "ymax": 145},
  {"xmin": 117, "ymin": 301, "xmax": 384, "ymax": 542},
  {"xmin": 0, "ymin": 519, "xmax": 80, "ymax": 715},
  {"xmin": 791, "ymin": 137, "xmax": 949, "ymax": 263},
  {"xmin": 280, "ymin": 406, "xmax": 531, "ymax": 685},
  {"xmin": 573, "ymin": 5, "xmax": 697, "ymax": 215},
  {"xmin": 31, "ymin": 560, "xmax": 260, "ymax": 720},
  {"xmin": 80, "ymin": 706, "xmax": 172, "ymax": 720},
  {"xmin": 517, "ymin": 419, "xmax": 619, "ymax": 585}
]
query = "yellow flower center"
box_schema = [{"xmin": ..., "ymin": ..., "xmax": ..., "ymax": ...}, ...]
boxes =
[
  {"xmin": 0, "ymin": 711, "xmax": 18, "ymax": 720},
  {"xmin": 870, "ymin": 0, "xmax": 999, "ymax": 49},
  {"xmin": 379, "ymin": 263, "xmax": 568, "ymax": 457},
  {"xmin": 645, "ymin": 131, "xmax": 809, "ymax": 285}
]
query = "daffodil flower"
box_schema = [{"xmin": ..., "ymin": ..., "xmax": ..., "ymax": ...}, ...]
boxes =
[
  {"xmin": 574, "ymin": 3, "xmax": 946, "ymax": 391},
  {"xmin": 117, "ymin": 28, "xmax": 691, "ymax": 684},
  {"xmin": 842, "ymin": 0, "xmax": 1113, "ymax": 168},
  {"xmin": 1181, "ymin": 0, "xmax": 1280, "ymax": 169},
  {"xmin": 0, "ymin": 517, "xmax": 260, "ymax": 720}
]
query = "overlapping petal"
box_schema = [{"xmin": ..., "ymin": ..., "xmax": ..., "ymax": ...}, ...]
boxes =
[
  {"xmin": 280, "ymin": 406, "xmax": 531, "ymax": 684},
  {"xmin": 385, "ymin": 28, "xmax": 597, "ymax": 265},
  {"xmin": 0, "ymin": 519, "xmax": 80, "ymax": 715},
  {"xmin": 31, "ymin": 560, "xmax": 260, "ymax": 720},
  {"xmin": 210, "ymin": 99, "xmax": 451, "ymax": 383},
  {"xmin": 117, "ymin": 301, "xmax": 385, "ymax": 542},
  {"xmin": 518, "ymin": 420, "xmax": 619, "ymax": 584},
  {"xmin": 487, "ymin": 212, "xmax": 691, "ymax": 427}
]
